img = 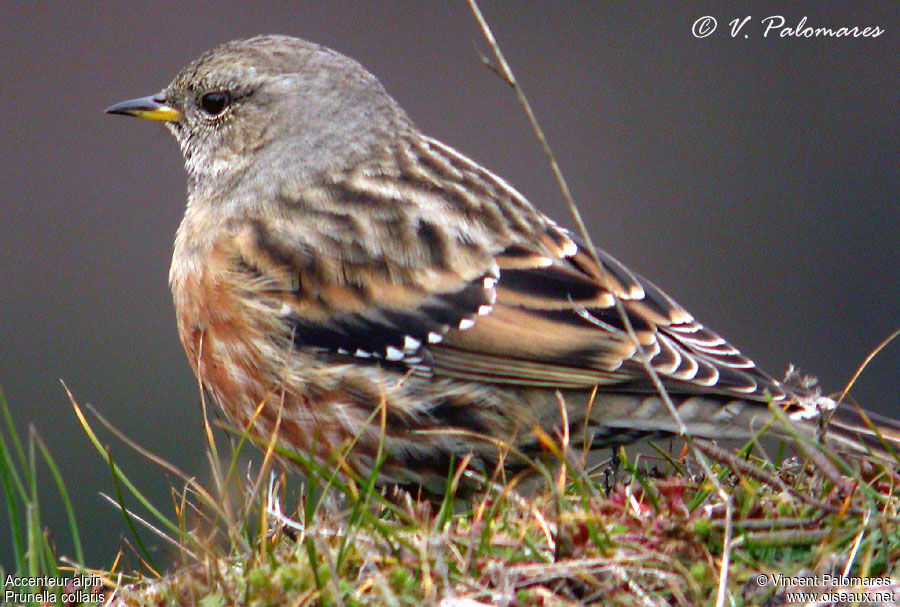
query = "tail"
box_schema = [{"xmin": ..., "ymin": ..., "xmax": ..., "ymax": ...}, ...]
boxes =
[
  {"xmin": 583, "ymin": 391, "xmax": 900, "ymax": 467},
  {"xmin": 751, "ymin": 392, "xmax": 900, "ymax": 467},
  {"xmin": 813, "ymin": 403, "xmax": 900, "ymax": 465}
]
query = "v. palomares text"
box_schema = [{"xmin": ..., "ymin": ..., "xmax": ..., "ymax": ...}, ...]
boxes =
[{"xmin": 692, "ymin": 15, "xmax": 884, "ymax": 39}]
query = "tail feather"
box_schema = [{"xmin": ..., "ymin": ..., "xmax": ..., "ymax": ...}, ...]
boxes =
[
  {"xmin": 583, "ymin": 391, "xmax": 900, "ymax": 467},
  {"xmin": 816, "ymin": 405, "xmax": 900, "ymax": 464}
]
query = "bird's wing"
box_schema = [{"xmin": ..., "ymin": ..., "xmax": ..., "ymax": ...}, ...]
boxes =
[
  {"xmin": 225, "ymin": 214, "xmax": 502, "ymax": 366},
  {"xmin": 430, "ymin": 230, "xmax": 793, "ymax": 403},
  {"xmin": 231, "ymin": 132, "xmax": 793, "ymax": 406},
  {"xmin": 238, "ymin": 204, "xmax": 792, "ymax": 404}
]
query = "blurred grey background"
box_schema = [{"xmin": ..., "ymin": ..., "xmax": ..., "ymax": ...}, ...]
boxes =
[{"xmin": 1, "ymin": 2, "xmax": 897, "ymax": 569}]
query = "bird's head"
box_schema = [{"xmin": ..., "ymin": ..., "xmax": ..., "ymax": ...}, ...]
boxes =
[{"xmin": 107, "ymin": 35, "xmax": 411, "ymax": 192}]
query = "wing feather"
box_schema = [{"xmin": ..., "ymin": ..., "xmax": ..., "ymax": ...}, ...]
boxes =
[
  {"xmin": 229, "ymin": 134, "xmax": 793, "ymax": 404},
  {"xmin": 429, "ymin": 234, "xmax": 790, "ymax": 402}
]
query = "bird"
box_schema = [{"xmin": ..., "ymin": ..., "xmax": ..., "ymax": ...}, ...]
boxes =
[{"xmin": 107, "ymin": 35, "xmax": 899, "ymax": 492}]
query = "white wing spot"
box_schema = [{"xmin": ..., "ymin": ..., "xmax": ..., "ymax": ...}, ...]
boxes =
[
  {"xmin": 459, "ymin": 318, "xmax": 476, "ymax": 330},
  {"xmin": 403, "ymin": 335, "xmax": 421, "ymax": 351},
  {"xmin": 483, "ymin": 277, "xmax": 497, "ymax": 289},
  {"xmin": 427, "ymin": 332, "xmax": 444, "ymax": 344},
  {"xmin": 354, "ymin": 349, "xmax": 372, "ymax": 358},
  {"xmin": 385, "ymin": 346, "xmax": 404, "ymax": 361},
  {"xmin": 788, "ymin": 395, "xmax": 836, "ymax": 420},
  {"xmin": 477, "ymin": 304, "xmax": 493, "ymax": 316}
]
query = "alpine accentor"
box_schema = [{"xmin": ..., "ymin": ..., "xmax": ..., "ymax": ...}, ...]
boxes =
[{"xmin": 107, "ymin": 35, "xmax": 899, "ymax": 491}]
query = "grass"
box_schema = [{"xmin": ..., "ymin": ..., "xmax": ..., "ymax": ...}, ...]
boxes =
[
  {"xmin": 3, "ymin": 382, "xmax": 899, "ymax": 606},
  {"xmin": 0, "ymin": 388, "xmax": 95, "ymax": 604}
]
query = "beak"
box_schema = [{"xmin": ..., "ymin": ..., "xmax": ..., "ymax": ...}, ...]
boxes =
[{"xmin": 105, "ymin": 93, "xmax": 183, "ymax": 122}]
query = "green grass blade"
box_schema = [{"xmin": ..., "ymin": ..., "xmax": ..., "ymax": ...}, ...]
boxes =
[
  {"xmin": 0, "ymin": 400, "xmax": 27, "ymax": 572},
  {"xmin": 67, "ymin": 385, "xmax": 192, "ymax": 543},
  {"xmin": 32, "ymin": 430, "xmax": 84, "ymax": 564},
  {"xmin": 106, "ymin": 445, "xmax": 159, "ymax": 572},
  {"xmin": 0, "ymin": 389, "xmax": 28, "ymax": 480}
]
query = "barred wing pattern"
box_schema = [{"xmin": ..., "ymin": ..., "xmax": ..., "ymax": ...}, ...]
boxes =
[{"xmin": 265, "ymin": 132, "xmax": 826, "ymax": 421}]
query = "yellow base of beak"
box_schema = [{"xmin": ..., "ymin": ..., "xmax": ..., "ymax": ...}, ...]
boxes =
[{"xmin": 106, "ymin": 95, "xmax": 183, "ymax": 123}]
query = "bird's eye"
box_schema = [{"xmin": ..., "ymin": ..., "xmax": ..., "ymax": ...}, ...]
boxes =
[{"xmin": 199, "ymin": 91, "xmax": 230, "ymax": 116}]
